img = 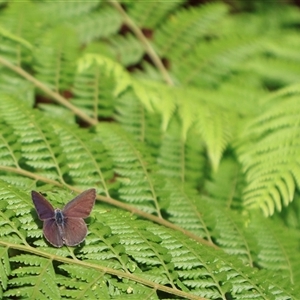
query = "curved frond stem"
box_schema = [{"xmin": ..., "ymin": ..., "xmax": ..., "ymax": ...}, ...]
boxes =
[
  {"xmin": 0, "ymin": 56, "xmax": 98, "ymax": 126},
  {"xmin": 0, "ymin": 241, "xmax": 207, "ymax": 300},
  {"xmin": 0, "ymin": 165, "xmax": 64, "ymax": 187},
  {"xmin": 109, "ymin": 1, "xmax": 174, "ymax": 86},
  {"xmin": 0, "ymin": 165, "xmax": 217, "ymax": 249}
]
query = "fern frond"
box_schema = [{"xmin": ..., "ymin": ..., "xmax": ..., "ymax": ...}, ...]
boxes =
[
  {"xmin": 33, "ymin": 26, "xmax": 78, "ymax": 92},
  {"xmin": 248, "ymin": 214, "xmax": 300, "ymax": 286},
  {"xmin": 212, "ymin": 208, "xmax": 254, "ymax": 266},
  {"xmin": 37, "ymin": 1, "xmax": 101, "ymax": 23},
  {"xmin": 0, "ymin": 246, "xmax": 10, "ymax": 296},
  {"xmin": 154, "ymin": 2, "xmax": 228, "ymax": 60},
  {"xmin": 72, "ymin": 60, "xmax": 116, "ymax": 119},
  {"xmin": 204, "ymin": 158, "xmax": 244, "ymax": 209},
  {"xmin": 0, "ymin": 95, "xmax": 68, "ymax": 182},
  {"xmin": 158, "ymin": 119, "xmax": 206, "ymax": 187},
  {"xmin": 237, "ymin": 95, "xmax": 300, "ymax": 215},
  {"xmin": 109, "ymin": 33, "xmax": 144, "ymax": 66},
  {"xmin": 77, "ymin": 53, "xmax": 132, "ymax": 97},
  {"xmin": 5, "ymin": 254, "xmax": 60, "ymax": 299},
  {"xmin": 97, "ymin": 124, "xmax": 165, "ymax": 216},
  {"xmin": 58, "ymin": 265, "xmax": 109, "ymax": 299},
  {"xmin": 127, "ymin": 0, "xmax": 184, "ymax": 29},
  {"xmin": 148, "ymin": 223, "xmax": 282, "ymax": 299},
  {"xmin": 52, "ymin": 121, "xmax": 113, "ymax": 195},
  {"xmin": 174, "ymin": 35, "xmax": 263, "ymax": 88},
  {"xmin": 115, "ymin": 89, "xmax": 162, "ymax": 158},
  {"xmin": 70, "ymin": 6, "xmax": 123, "ymax": 44},
  {"xmin": 163, "ymin": 181, "xmax": 213, "ymax": 242},
  {"xmin": 0, "ymin": 72, "xmax": 34, "ymax": 104},
  {"xmin": 0, "ymin": 118, "xmax": 21, "ymax": 169},
  {"xmin": 0, "ymin": 1, "xmax": 40, "ymax": 62}
]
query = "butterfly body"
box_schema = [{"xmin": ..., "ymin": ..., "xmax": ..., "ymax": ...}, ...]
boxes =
[
  {"xmin": 54, "ymin": 209, "xmax": 64, "ymax": 225},
  {"xmin": 31, "ymin": 189, "xmax": 96, "ymax": 247}
]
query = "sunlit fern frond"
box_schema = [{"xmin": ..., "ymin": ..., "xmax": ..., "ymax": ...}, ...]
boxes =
[{"xmin": 237, "ymin": 94, "xmax": 300, "ymax": 216}]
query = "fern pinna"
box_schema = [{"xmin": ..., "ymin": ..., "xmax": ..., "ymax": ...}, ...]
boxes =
[{"xmin": 0, "ymin": 0, "xmax": 300, "ymax": 299}]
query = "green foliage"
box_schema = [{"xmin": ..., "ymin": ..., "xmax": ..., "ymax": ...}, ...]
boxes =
[{"xmin": 0, "ymin": 0, "xmax": 300, "ymax": 299}]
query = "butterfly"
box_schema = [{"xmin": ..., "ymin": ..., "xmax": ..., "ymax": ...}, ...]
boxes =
[{"xmin": 31, "ymin": 189, "xmax": 96, "ymax": 247}]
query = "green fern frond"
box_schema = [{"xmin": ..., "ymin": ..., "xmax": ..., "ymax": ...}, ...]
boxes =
[
  {"xmin": 115, "ymin": 89, "xmax": 163, "ymax": 158},
  {"xmin": 212, "ymin": 208, "xmax": 254, "ymax": 266},
  {"xmin": 5, "ymin": 254, "xmax": 60, "ymax": 299},
  {"xmin": 127, "ymin": 0, "xmax": 184, "ymax": 29},
  {"xmin": 72, "ymin": 60, "xmax": 116, "ymax": 119},
  {"xmin": 0, "ymin": 2, "xmax": 42, "ymax": 54},
  {"xmin": 37, "ymin": 1, "xmax": 101, "ymax": 23},
  {"xmin": 33, "ymin": 26, "xmax": 78, "ymax": 92},
  {"xmin": 52, "ymin": 121, "xmax": 113, "ymax": 195},
  {"xmin": 77, "ymin": 53, "xmax": 131, "ymax": 97},
  {"xmin": 58, "ymin": 265, "xmax": 109, "ymax": 299},
  {"xmin": 175, "ymin": 35, "xmax": 263, "ymax": 87},
  {"xmin": 0, "ymin": 26, "xmax": 32, "ymax": 64},
  {"xmin": 249, "ymin": 214, "xmax": 300, "ymax": 286},
  {"xmin": 0, "ymin": 95, "xmax": 68, "ymax": 182},
  {"xmin": 154, "ymin": 2, "xmax": 228, "ymax": 60},
  {"xmin": 148, "ymin": 223, "xmax": 284, "ymax": 299},
  {"xmin": 163, "ymin": 181, "xmax": 213, "ymax": 242},
  {"xmin": 0, "ymin": 246, "xmax": 10, "ymax": 297},
  {"xmin": 69, "ymin": 7, "xmax": 123, "ymax": 44},
  {"xmin": 244, "ymin": 55, "xmax": 300, "ymax": 87},
  {"xmin": 0, "ymin": 72, "xmax": 34, "ymax": 104},
  {"xmin": 0, "ymin": 118, "xmax": 21, "ymax": 169},
  {"xmin": 158, "ymin": 119, "xmax": 206, "ymax": 187},
  {"xmin": 109, "ymin": 33, "xmax": 144, "ymax": 66},
  {"xmin": 238, "ymin": 95, "xmax": 300, "ymax": 216},
  {"xmin": 204, "ymin": 158, "xmax": 244, "ymax": 208},
  {"xmin": 97, "ymin": 124, "xmax": 166, "ymax": 216}
]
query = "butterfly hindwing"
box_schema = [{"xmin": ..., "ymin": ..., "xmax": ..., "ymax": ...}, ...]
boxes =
[{"xmin": 43, "ymin": 218, "xmax": 64, "ymax": 247}]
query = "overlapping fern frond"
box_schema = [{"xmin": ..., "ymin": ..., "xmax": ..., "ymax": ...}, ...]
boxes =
[{"xmin": 0, "ymin": 0, "xmax": 300, "ymax": 298}]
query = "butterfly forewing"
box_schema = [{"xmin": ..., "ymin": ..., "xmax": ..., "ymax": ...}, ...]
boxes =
[
  {"xmin": 63, "ymin": 188, "xmax": 96, "ymax": 218},
  {"xmin": 63, "ymin": 218, "xmax": 88, "ymax": 246},
  {"xmin": 43, "ymin": 218, "xmax": 64, "ymax": 247},
  {"xmin": 31, "ymin": 191, "xmax": 55, "ymax": 220}
]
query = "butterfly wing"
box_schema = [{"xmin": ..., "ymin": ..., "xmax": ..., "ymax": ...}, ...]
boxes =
[
  {"xmin": 63, "ymin": 188, "xmax": 96, "ymax": 218},
  {"xmin": 31, "ymin": 191, "xmax": 55, "ymax": 220},
  {"xmin": 43, "ymin": 218, "xmax": 64, "ymax": 247},
  {"xmin": 62, "ymin": 218, "xmax": 88, "ymax": 246}
]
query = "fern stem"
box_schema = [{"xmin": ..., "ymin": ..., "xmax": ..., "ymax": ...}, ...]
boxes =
[
  {"xmin": 0, "ymin": 165, "xmax": 64, "ymax": 187},
  {"xmin": 0, "ymin": 241, "xmax": 207, "ymax": 300},
  {"xmin": 0, "ymin": 56, "xmax": 98, "ymax": 126},
  {"xmin": 109, "ymin": 1, "xmax": 174, "ymax": 86}
]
